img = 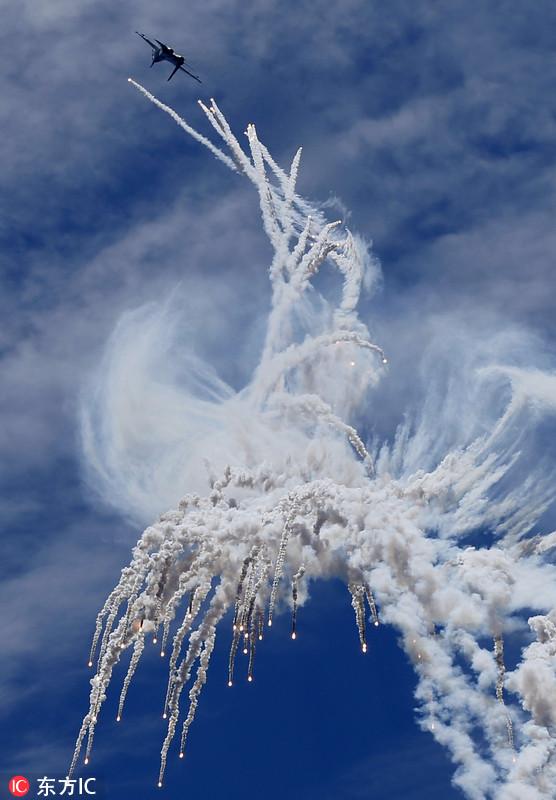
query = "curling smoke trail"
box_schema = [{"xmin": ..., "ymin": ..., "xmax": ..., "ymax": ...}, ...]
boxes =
[{"xmin": 73, "ymin": 83, "xmax": 556, "ymax": 798}]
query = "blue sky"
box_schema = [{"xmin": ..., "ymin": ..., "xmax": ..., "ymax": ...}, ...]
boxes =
[{"xmin": 2, "ymin": 1, "xmax": 556, "ymax": 798}]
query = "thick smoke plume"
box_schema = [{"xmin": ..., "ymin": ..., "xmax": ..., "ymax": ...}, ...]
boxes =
[{"xmin": 73, "ymin": 80, "xmax": 556, "ymax": 798}]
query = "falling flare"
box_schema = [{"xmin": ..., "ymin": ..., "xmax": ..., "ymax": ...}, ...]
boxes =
[
  {"xmin": 228, "ymin": 626, "xmax": 240, "ymax": 688},
  {"xmin": 364, "ymin": 586, "xmax": 380, "ymax": 628},
  {"xmin": 160, "ymin": 620, "xmax": 171, "ymax": 656},
  {"xmin": 349, "ymin": 584, "xmax": 367, "ymax": 654},
  {"xmin": 117, "ymin": 635, "xmax": 145, "ymax": 724},
  {"xmin": 175, "ymin": 628, "xmax": 218, "ymax": 777},
  {"xmin": 291, "ymin": 566, "xmax": 305, "ymax": 642},
  {"xmin": 247, "ymin": 621, "xmax": 256, "ymax": 682}
]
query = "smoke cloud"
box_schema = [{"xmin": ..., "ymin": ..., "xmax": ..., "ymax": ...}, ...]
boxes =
[{"xmin": 74, "ymin": 83, "xmax": 556, "ymax": 798}]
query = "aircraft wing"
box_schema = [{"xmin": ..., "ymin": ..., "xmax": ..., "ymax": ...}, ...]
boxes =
[
  {"xmin": 167, "ymin": 63, "xmax": 181, "ymax": 81},
  {"xmin": 179, "ymin": 65, "xmax": 202, "ymax": 84},
  {"xmin": 155, "ymin": 38, "xmax": 171, "ymax": 53},
  {"xmin": 136, "ymin": 32, "xmax": 158, "ymax": 50}
]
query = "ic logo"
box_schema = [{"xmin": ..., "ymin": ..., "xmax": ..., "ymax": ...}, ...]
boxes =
[{"xmin": 8, "ymin": 776, "xmax": 30, "ymax": 797}]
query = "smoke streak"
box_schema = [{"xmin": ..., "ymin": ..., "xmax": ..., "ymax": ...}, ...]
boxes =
[
  {"xmin": 73, "ymin": 84, "xmax": 556, "ymax": 797},
  {"xmin": 127, "ymin": 79, "xmax": 237, "ymax": 172}
]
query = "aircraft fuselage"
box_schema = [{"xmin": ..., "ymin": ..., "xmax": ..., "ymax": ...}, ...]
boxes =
[{"xmin": 152, "ymin": 51, "xmax": 185, "ymax": 67}]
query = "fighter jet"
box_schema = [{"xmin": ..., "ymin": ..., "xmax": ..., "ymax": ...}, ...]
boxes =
[{"xmin": 136, "ymin": 32, "xmax": 202, "ymax": 83}]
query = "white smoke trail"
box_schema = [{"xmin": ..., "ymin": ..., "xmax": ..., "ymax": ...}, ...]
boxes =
[
  {"xmin": 127, "ymin": 79, "xmax": 237, "ymax": 172},
  {"xmin": 73, "ymin": 83, "xmax": 556, "ymax": 797}
]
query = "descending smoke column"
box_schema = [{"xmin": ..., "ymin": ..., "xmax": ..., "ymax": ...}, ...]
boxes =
[{"xmin": 72, "ymin": 80, "xmax": 556, "ymax": 799}]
